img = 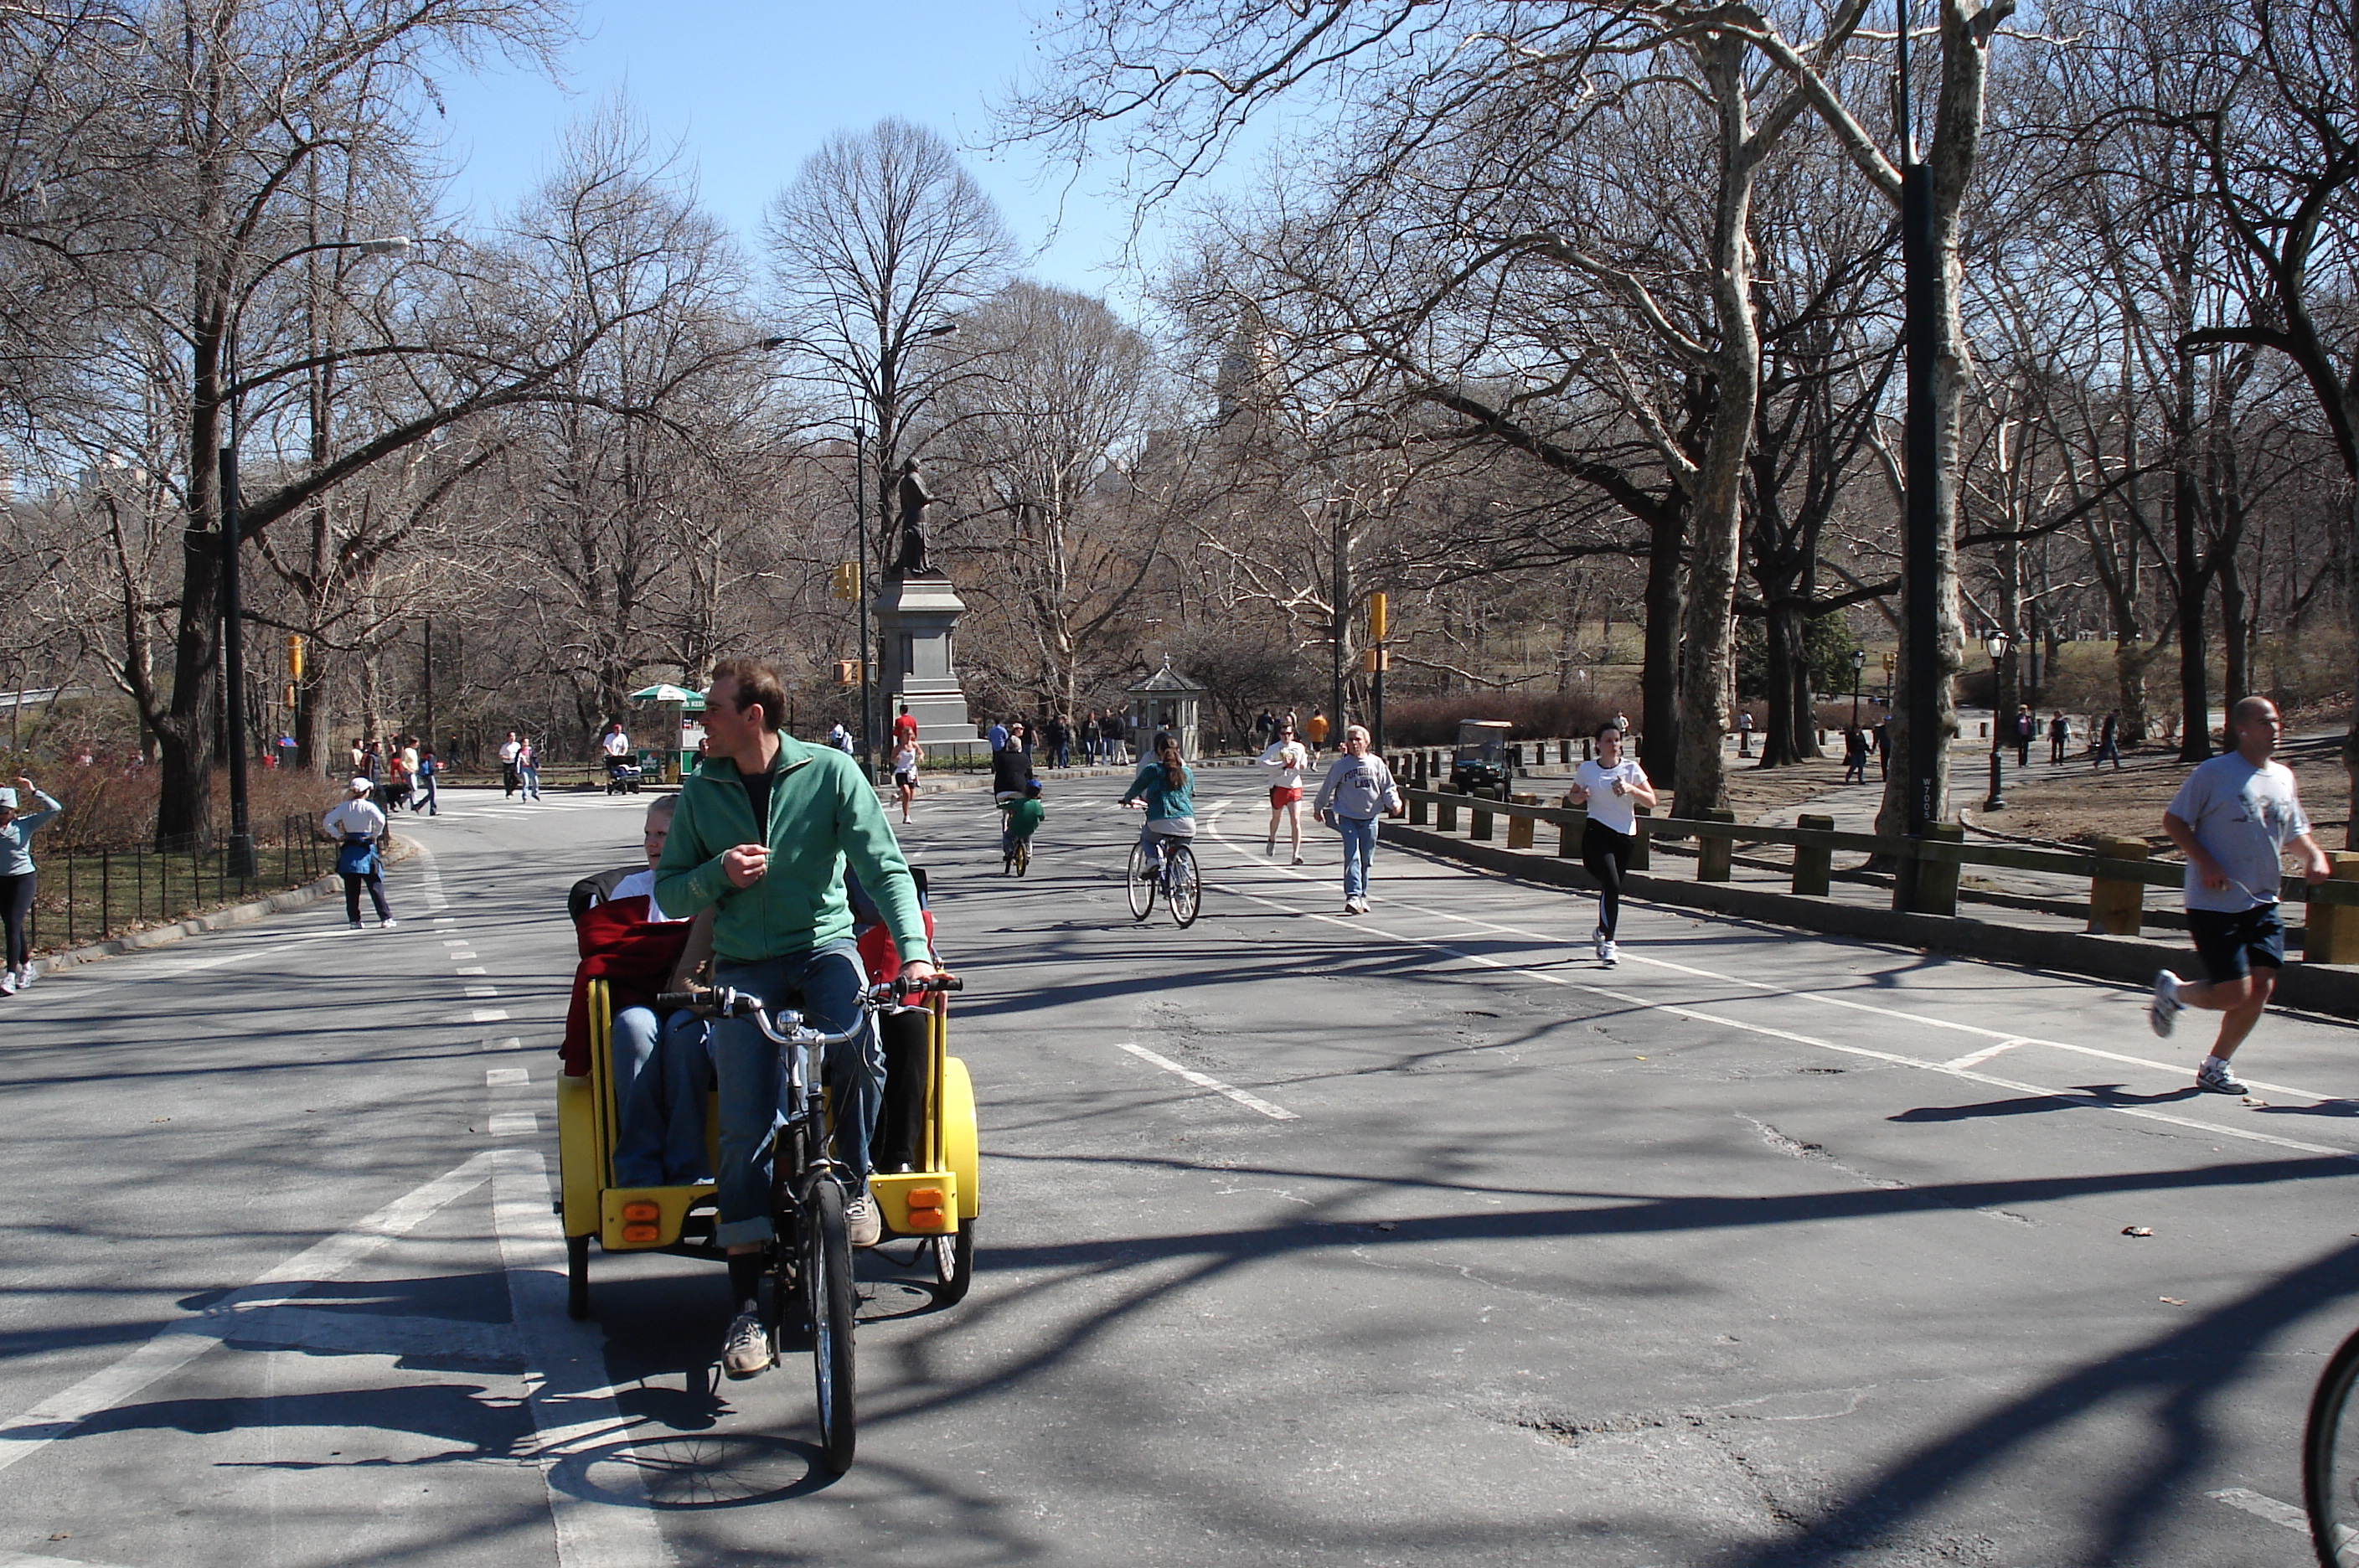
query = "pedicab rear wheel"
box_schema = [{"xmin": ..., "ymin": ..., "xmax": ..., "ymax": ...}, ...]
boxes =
[
  {"xmin": 565, "ymin": 1234, "xmax": 591, "ymax": 1321},
  {"xmin": 805, "ymin": 1178, "xmax": 858, "ymax": 1473},
  {"xmin": 930, "ymin": 1219, "xmax": 975, "ymax": 1305}
]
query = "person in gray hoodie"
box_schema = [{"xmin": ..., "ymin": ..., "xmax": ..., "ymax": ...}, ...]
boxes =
[
  {"xmin": 1312, "ymin": 726, "xmax": 1403, "ymax": 916},
  {"xmin": 0, "ymin": 775, "xmax": 62, "ymax": 994}
]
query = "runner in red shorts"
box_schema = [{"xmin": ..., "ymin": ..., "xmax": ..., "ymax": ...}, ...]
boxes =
[{"xmin": 1257, "ymin": 722, "xmax": 1312, "ymax": 864}]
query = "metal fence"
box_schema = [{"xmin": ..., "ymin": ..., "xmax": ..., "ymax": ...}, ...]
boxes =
[{"xmin": 29, "ymin": 813, "xmax": 329, "ymax": 955}]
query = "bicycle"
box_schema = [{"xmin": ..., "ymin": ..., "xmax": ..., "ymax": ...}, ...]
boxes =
[
  {"xmin": 654, "ymin": 971, "xmax": 961, "ymax": 1474},
  {"xmin": 1124, "ymin": 829, "xmax": 1201, "ymax": 926},
  {"xmin": 2307, "ymin": 1324, "xmax": 2359, "ymax": 1564}
]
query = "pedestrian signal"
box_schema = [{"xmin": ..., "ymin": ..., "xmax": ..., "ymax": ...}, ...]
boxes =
[
  {"xmin": 1366, "ymin": 591, "xmax": 1387, "ymax": 643},
  {"xmin": 834, "ymin": 659, "xmax": 859, "ymax": 686},
  {"xmin": 1360, "ymin": 648, "xmax": 1390, "ymax": 673},
  {"xmin": 828, "ymin": 561, "xmax": 859, "ymax": 600},
  {"xmin": 285, "ymin": 633, "xmax": 305, "ymax": 680}
]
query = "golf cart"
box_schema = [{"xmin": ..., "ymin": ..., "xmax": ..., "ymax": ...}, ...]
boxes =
[{"xmin": 1449, "ymin": 720, "xmax": 1513, "ymax": 794}]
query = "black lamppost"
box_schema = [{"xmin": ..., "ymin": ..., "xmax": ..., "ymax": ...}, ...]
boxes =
[
  {"xmin": 1984, "ymin": 630, "xmax": 2011, "ymax": 811},
  {"xmin": 220, "ymin": 235, "xmax": 410, "ymax": 874},
  {"xmin": 1850, "ymin": 647, "xmax": 1867, "ymax": 730}
]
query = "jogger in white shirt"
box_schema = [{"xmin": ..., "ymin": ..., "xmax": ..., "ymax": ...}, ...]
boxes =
[
  {"xmin": 1567, "ymin": 720, "xmax": 1656, "ymax": 966},
  {"xmin": 1257, "ymin": 722, "xmax": 1312, "ymax": 864}
]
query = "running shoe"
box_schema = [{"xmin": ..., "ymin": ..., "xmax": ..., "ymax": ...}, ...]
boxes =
[
  {"xmin": 1291, "ymin": 854, "xmax": 1305, "ymax": 866},
  {"xmin": 845, "ymin": 1189, "xmax": 881, "ymax": 1248},
  {"xmin": 0, "ymin": 971, "xmax": 16, "ymax": 997},
  {"xmin": 720, "ymin": 1311, "xmax": 773, "ymax": 1380},
  {"xmin": 1266, "ymin": 838, "xmax": 1276, "ymax": 856},
  {"xmin": 1593, "ymin": 926, "xmax": 1608, "ymax": 962},
  {"xmin": 380, "ymin": 918, "xmax": 398, "ymax": 930},
  {"xmin": 1602, "ymin": 941, "xmax": 1619, "ymax": 967},
  {"xmin": 2196, "ymin": 1058, "xmax": 2249, "ymax": 1096},
  {"xmin": 2149, "ymin": 970, "xmax": 2183, "ymax": 1037}
]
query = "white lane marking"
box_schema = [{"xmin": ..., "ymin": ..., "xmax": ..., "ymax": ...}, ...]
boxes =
[
  {"xmin": 456, "ymin": 965, "xmax": 488, "ymax": 975},
  {"xmin": 0, "ymin": 1152, "xmax": 496, "ymax": 1473},
  {"xmin": 1943, "ymin": 1039, "xmax": 2030, "ymax": 1070},
  {"xmin": 489, "ymin": 1112, "xmax": 539, "ymax": 1136},
  {"xmin": 467, "ymin": 984, "xmax": 500, "ymax": 998},
  {"xmin": 2208, "ymin": 1486, "xmax": 2310, "ymax": 1533},
  {"xmin": 488, "ymin": 1067, "xmax": 531, "ymax": 1087},
  {"xmin": 451, "ymin": 952, "xmax": 480, "ymax": 962},
  {"xmin": 490, "ymin": 1148, "xmax": 671, "ymax": 1568},
  {"xmin": 411, "ymin": 839, "xmax": 450, "ymax": 914},
  {"xmin": 473, "ymin": 1008, "xmax": 511, "ymax": 1023},
  {"xmin": 1210, "ymin": 811, "xmax": 2355, "ymax": 1110},
  {"xmin": 493, "ymin": 1035, "xmax": 524, "ymax": 1051},
  {"xmin": 1118, "ymin": 1041, "xmax": 1298, "ymax": 1121},
  {"xmin": 0, "ymin": 1550, "xmax": 137, "ymax": 1568},
  {"xmin": 1186, "ymin": 819, "xmax": 2352, "ymax": 1160}
]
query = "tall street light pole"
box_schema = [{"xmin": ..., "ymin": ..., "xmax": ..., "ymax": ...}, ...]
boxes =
[
  {"xmin": 1850, "ymin": 647, "xmax": 1867, "ymax": 731},
  {"xmin": 220, "ymin": 234, "xmax": 411, "ymax": 875},
  {"xmin": 854, "ymin": 418, "xmax": 875, "ymax": 781},
  {"xmin": 1895, "ymin": 0, "xmax": 1947, "ymax": 910}
]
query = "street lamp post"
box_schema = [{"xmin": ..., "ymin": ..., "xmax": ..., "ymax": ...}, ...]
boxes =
[
  {"xmin": 1984, "ymin": 631, "xmax": 2011, "ymax": 811},
  {"xmin": 1850, "ymin": 647, "xmax": 1867, "ymax": 731},
  {"xmin": 219, "ymin": 234, "xmax": 410, "ymax": 874}
]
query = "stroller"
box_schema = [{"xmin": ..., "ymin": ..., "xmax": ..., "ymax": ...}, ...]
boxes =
[{"xmin": 605, "ymin": 755, "xmax": 643, "ymax": 795}]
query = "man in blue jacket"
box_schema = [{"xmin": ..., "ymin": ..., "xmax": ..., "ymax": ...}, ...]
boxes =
[{"xmin": 656, "ymin": 658, "xmax": 937, "ymax": 1380}]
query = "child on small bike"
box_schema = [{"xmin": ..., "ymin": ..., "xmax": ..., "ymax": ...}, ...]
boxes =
[{"xmin": 999, "ymin": 777, "xmax": 1045, "ymax": 871}]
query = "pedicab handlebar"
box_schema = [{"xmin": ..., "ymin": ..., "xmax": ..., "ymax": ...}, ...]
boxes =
[{"xmin": 653, "ymin": 972, "xmax": 962, "ymax": 1046}]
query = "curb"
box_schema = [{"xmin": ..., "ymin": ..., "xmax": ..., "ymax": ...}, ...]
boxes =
[
  {"xmin": 1385, "ymin": 824, "xmax": 2359, "ymax": 1022},
  {"xmin": 31, "ymin": 835, "xmax": 420, "ymax": 976}
]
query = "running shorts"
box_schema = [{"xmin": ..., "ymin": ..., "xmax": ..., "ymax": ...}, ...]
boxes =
[
  {"xmin": 2187, "ymin": 904, "xmax": 2285, "ymax": 984},
  {"xmin": 1269, "ymin": 786, "xmax": 1302, "ymax": 807}
]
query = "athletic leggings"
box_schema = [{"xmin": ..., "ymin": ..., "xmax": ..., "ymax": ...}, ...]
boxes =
[
  {"xmin": 1581, "ymin": 818, "xmax": 1634, "ymax": 940},
  {"xmin": 0, "ymin": 870, "xmax": 32, "ymax": 969}
]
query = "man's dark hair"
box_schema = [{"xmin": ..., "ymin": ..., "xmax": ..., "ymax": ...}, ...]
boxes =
[{"xmin": 711, "ymin": 657, "xmax": 789, "ymax": 732}]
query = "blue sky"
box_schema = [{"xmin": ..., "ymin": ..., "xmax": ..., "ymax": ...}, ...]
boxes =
[{"xmin": 422, "ymin": 1, "xmax": 1210, "ymax": 301}]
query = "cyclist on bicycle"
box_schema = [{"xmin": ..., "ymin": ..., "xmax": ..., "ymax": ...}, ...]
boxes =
[
  {"xmin": 999, "ymin": 777, "xmax": 1044, "ymax": 871},
  {"xmin": 1118, "ymin": 731, "xmax": 1195, "ymax": 858},
  {"xmin": 653, "ymin": 658, "xmax": 937, "ymax": 1380}
]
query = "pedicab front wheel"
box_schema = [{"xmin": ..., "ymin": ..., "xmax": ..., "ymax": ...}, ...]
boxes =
[{"xmin": 930, "ymin": 1220, "xmax": 976, "ymax": 1304}]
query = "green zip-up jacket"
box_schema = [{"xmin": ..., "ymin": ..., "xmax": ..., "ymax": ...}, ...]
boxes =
[{"xmin": 653, "ymin": 737, "xmax": 933, "ymax": 967}]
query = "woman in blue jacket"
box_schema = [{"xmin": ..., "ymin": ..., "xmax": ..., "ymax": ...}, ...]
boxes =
[{"xmin": 0, "ymin": 775, "xmax": 62, "ymax": 995}]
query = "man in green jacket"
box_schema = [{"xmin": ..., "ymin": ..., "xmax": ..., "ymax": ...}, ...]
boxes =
[{"xmin": 655, "ymin": 657, "xmax": 937, "ymax": 1380}]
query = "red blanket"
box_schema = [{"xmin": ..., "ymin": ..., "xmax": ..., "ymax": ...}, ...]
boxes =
[{"xmin": 561, "ymin": 895, "xmax": 692, "ymax": 1075}]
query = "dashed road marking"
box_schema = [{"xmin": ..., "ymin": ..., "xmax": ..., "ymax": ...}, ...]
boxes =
[
  {"xmin": 487, "ymin": 1067, "xmax": 530, "ymax": 1087},
  {"xmin": 472, "ymin": 1008, "xmax": 511, "ymax": 1024},
  {"xmin": 1118, "ymin": 1041, "xmax": 1298, "ymax": 1120},
  {"xmin": 2208, "ymin": 1486, "xmax": 2310, "ymax": 1533},
  {"xmin": 488, "ymin": 1112, "xmax": 539, "ymax": 1136}
]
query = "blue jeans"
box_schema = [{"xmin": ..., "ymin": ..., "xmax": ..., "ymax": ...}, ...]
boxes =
[
  {"xmin": 711, "ymin": 941, "xmax": 876, "ymax": 1247},
  {"xmin": 1335, "ymin": 814, "xmax": 1378, "ymax": 900},
  {"xmin": 610, "ymin": 1006, "xmax": 715, "ymax": 1187}
]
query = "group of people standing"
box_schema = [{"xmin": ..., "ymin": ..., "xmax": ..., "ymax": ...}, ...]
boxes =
[
  {"xmin": 498, "ymin": 731, "xmax": 543, "ymax": 799},
  {"xmin": 348, "ymin": 735, "xmax": 443, "ymax": 816},
  {"xmin": 978, "ymin": 710, "xmax": 1127, "ymax": 768}
]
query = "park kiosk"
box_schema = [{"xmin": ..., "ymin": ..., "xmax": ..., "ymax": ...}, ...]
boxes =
[{"xmin": 1128, "ymin": 659, "xmax": 1209, "ymax": 758}]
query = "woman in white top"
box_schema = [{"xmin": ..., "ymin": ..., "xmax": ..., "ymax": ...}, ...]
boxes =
[
  {"xmin": 892, "ymin": 736, "xmax": 922, "ymax": 823},
  {"xmin": 323, "ymin": 777, "xmax": 395, "ymax": 929},
  {"xmin": 1256, "ymin": 721, "xmax": 1312, "ymax": 864},
  {"xmin": 1569, "ymin": 720, "xmax": 1656, "ymax": 965}
]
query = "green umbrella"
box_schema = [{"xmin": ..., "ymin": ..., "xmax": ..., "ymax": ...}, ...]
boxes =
[{"xmin": 628, "ymin": 683, "xmax": 705, "ymax": 711}]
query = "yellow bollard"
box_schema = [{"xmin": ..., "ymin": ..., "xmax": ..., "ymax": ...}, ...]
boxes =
[
  {"xmin": 2086, "ymin": 835, "xmax": 2149, "ymax": 936},
  {"xmin": 2304, "ymin": 852, "xmax": 2359, "ymax": 963},
  {"xmin": 1793, "ymin": 813, "xmax": 1834, "ymax": 897},
  {"xmin": 1507, "ymin": 793, "xmax": 1538, "ymax": 850}
]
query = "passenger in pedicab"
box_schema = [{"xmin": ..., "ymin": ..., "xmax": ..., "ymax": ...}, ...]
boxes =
[{"xmin": 564, "ymin": 793, "xmax": 718, "ymax": 1187}]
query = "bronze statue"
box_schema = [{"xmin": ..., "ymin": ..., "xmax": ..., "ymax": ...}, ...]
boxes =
[{"xmin": 890, "ymin": 458, "xmax": 933, "ymax": 575}]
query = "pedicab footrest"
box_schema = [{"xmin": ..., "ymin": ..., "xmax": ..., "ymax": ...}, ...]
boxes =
[
  {"xmin": 870, "ymin": 1171, "xmax": 959, "ymax": 1235},
  {"xmin": 601, "ymin": 1184, "xmax": 716, "ymax": 1250}
]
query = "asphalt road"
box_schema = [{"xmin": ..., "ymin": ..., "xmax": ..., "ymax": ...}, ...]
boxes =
[{"xmin": 6, "ymin": 768, "xmax": 2359, "ymax": 1567}]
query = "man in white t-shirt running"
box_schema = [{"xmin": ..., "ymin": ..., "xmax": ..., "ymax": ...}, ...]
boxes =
[
  {"xmin": 2149, "ymin": 696, "xmax": 2330, "ymax": 1092},
  {"xmin": 1257, "ymin": 721, "xmax": 1313, "ymax": 864},
  {"xmin": 498, "ymin": 731, "xmax": 523, "ymax": 797}
]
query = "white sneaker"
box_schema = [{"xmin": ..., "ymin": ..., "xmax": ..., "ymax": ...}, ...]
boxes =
[
  {"xmin": 1602, "ymin": 941, "xmax": 1619, "ymax": 967},
  {"xmin": 1290, "ymin": 854, "xmax": 1305, "ymax": 866},
  {"xmin": 0, "ymin": 971, "xmax": 16, "ymax": 997},
  {"xmin": 16, "ymin": 965, "xmax": 31, "ymax": 989},
  {"xmin": 380, "ymin": 918, "xmax": 398, "ymax": 930},
  {"xmin": 1593, "ymin": 926, "xmax": 1608, "ymax": 962},
  {"xmin": 720, "ymin": 1311, "xmax": 773, "ymax": 1380},
  {"xmin": 845, "ymin": 1189, "xmax": 881, "ymax": 1248},
  {"xmin": 2149, "ymin": 971, "xmax": 2183, "ymax": 1037}
]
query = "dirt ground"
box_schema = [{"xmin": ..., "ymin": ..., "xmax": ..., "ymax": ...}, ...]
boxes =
[{"xmin": 1972, "ymin": 734, "xmax": 2353, "ymax": 851}]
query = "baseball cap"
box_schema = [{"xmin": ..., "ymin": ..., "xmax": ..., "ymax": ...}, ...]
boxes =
[
  {"xmin": 0, "ymin": 787, "xmax": 16, "ymax": 809},
  {"xmin": 348, "ymin": 776, "xmax": 374, "ymax": 794}
]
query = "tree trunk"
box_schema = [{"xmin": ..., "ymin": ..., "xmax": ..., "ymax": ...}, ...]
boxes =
[
  {"xmin": 2173, "ymin": 453, "xmax": 2212, "ymax": 761},
  {"xmin": 1639, "ymin": 502, "xmax": 1685, "ymax": 787}
]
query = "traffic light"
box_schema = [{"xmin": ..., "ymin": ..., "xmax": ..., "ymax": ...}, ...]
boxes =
[
  {"xmin": 1366, "ymin": 591, "xmax": 1387, "ymax": 643},
  {"xmin": 284, "ymin": 632, "xmax": 305, "ymax": 681},
  {"xmin": 1360, "ymin": 648, "xmax": 1390, "ymax": 673},
  {"xmin": 281, "ymin": 683, "xmax": 297, "ymax": 709},
  {"xmin": 828, "ymin": 561, "xmax": 859, "ymax": 600}
]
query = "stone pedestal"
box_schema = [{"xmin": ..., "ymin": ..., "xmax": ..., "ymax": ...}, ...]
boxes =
[{"xmin": 875, "ymin": 573, "xmax": 980, "ymax": 761}]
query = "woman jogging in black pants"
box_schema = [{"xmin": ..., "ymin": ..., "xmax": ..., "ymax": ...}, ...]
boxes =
[
  {"xmin": 1569, "ymin": 721, "xmax": 1656, "ymax": 966},
  {"xmin": 0, "ymin": 775, "xmax": 61, "ymax": 994}
]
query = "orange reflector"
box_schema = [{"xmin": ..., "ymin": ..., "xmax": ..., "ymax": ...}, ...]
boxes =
[
  {"xmin": 621, "ymin": 1223, "xmax": 659, "ymax": 1243},
  {"xmin": 909, "ymin": 1187, "xmax": 944, "ymax": 1207},
  {"xmin": 621, "ymin": 1200, "xmax": 659, "ymax": 1223},
  {"xmin": 906, "ymin": 1209, "xmax": 948, "ymax": 1230}
]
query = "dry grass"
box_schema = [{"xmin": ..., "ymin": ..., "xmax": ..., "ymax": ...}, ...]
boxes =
[{"xmin": 1974, "ymin": 736, "xmax": 2351, "ymax": 850}]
